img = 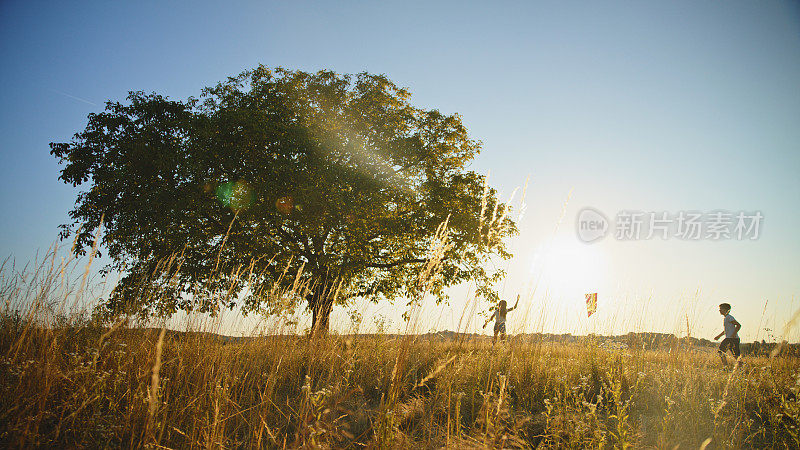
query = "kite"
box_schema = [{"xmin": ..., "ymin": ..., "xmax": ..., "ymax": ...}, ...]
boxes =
[{"xmin": 586, "ymin": 293, "xmax": 597, "ymax": 317}]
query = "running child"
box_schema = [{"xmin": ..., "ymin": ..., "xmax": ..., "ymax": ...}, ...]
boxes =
[
  {"xmin": 483, "ymin": 295, "xmax": 519, "ymax": 344},
  {"xmin": 714, "ymin": 302, "xmax": 742, "ymax": 367}
]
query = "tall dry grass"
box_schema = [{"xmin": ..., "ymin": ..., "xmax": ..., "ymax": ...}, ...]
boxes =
[
  {"xmin": 3, "ymin": 312, "xmax": 800, "ymax": 448},
  {"xmin": 2, "ymin": 198, "xmax": 799, "ymax": 448},
  {"xmin": 2, "ymin": 248, "xmax": 800, "ymax": 448}
]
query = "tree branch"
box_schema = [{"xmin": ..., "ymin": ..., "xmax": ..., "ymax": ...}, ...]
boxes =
[
  {"xmin": 272, "ymin": 224, "xmax": 315, "ymax": 262},
  {"xmin": 365, "ymin": 257, "xmax": 427, "ymax": 269}
]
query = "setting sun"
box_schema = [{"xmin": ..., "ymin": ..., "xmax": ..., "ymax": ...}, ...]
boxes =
[{"xmin": 529, "ymin": 234, "xmax": 608, "ymax": 303}]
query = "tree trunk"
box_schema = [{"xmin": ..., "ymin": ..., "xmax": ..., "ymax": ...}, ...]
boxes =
[
  {"xmin": 308, "ymin": 275, "xmax": 336, "ymax": 337},
  {"xmin": 310, "ymin": 297, "xmax": 333, "ymax": 337}
]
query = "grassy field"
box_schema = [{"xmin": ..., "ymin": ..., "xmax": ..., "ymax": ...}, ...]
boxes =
[
  {"xmin": 2, "ymin": 314, "xmax": 800, "ymax": 448},
  {"xmin": 1, "ymin": 233, "xmax": 799, "ymax": 449}
]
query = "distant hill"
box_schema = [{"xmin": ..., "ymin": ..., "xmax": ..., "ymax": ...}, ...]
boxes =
[{"xmin": 117, "ymin": 327, "xmax": 800, "ymax": 356}]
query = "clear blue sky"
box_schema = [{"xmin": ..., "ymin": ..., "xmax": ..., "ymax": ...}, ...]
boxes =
[{"xmin": 1, "ymin": 1, "xmax": 798, "ymax": 339}]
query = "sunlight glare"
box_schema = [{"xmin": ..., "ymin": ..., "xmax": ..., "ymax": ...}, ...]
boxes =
[{"xmin": 529, "ymin": 234, "xmax": 608, "ymax": 304}]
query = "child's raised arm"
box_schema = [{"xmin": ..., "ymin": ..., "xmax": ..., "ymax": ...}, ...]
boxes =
[{"xmin": 508, "ymin": 295, "xmax": 520, "ymax": 312}]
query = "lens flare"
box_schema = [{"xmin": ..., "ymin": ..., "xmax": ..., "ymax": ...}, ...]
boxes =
[
  {"xmin": 216, "ymin": 181, "xmax": 254, "ymax": 211},
  {"xmin": 275, "ymin": 196, "xmax": 293, "ymax": 215}
]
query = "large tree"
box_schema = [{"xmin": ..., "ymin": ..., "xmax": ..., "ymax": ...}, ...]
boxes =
[{"xmin": 51, "ymin": 66, "xmax": 516, "ymax": 333}]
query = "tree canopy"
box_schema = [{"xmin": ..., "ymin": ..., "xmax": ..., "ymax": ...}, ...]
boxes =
[{"xmin": 51, "ymin": 66, "xmax": 517, "ymax": 333}]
